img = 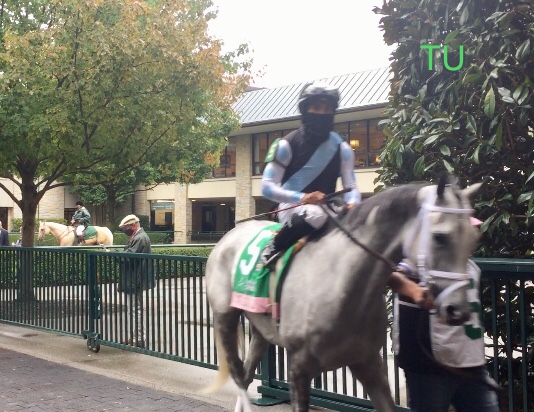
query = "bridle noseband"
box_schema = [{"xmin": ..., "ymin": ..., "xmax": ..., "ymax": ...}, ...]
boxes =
[{"xmin": 402, "ymin": 189, "xmax": 474, "ymax": 309}]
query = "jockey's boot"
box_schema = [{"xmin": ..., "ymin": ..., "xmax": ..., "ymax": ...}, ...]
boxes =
[
  {"xmin": 77, "ymin": 234, "xmax": 84, "ymax": 245},
  {"xmin": 261, "ymin": 213, "xmax": 315, "ymax": 268}
]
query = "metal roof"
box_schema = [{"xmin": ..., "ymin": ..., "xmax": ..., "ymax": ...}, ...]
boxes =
[{"xmin": 233, "ymin": 67, "xmax": 391, "ymax": 127}]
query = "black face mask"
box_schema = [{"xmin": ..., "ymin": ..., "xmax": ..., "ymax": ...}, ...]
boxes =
[
  {"xmin": 123, "ymin": 228, "xmax": 134, "ymax": 236},
  {"xmin": 302, "ymin": 112, "xmax": 335, "ymax": 142}
]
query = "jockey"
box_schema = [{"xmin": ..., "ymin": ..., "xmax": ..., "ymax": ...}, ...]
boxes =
[
  {"xmin": 71, "ymin": 200, "xmax": 91, "ymax": 244},
  {"xmin": 260, "ymin": 82, "xmax": 361, "ymax": 266},
  {"xmin": 259, "ymin": 81, "xmax": 429, "ymax": 304}
]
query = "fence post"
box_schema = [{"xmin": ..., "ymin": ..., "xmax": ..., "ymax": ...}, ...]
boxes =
[
  {"xmin": 82, "ymin": 252, "xmax": 100, "ymax": 353},
  {"xmin": 253, "ymin": 345, "xmax": 286, "ymax": 405}
]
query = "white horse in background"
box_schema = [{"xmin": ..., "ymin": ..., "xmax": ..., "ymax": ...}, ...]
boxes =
[{"xmin": 38, "ymin": 221, "xmax": 113, "ymax": 246}]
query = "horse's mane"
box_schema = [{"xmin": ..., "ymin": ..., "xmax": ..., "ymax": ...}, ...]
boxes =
[{"xmin": 342, "ymin": 183, "xmax": 428, "ymax": 231}]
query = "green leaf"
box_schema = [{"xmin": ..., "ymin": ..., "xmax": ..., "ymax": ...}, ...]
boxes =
[
  {"xmin": 462, "ymin": 73, "xmax": 483, "ymax": 85},
  {"xmin": 460, "ymin": 7, "xmax": 469, "ymax": 25},
  {"xmin": 442, "ymin": 159, "xmax": 454, "ymax": 173},
  {"xmin": 526, "ymin": 171, "xmax": 534, "ymax": 184},
  {"xmin": 472, "ymin": 145, "xmax": 481, "ymax": 164},
  {"xmin": 424, "ymin": 134, "xmax": 441, "ymax": 146},
  {"xmin": 517, "ymin": 191, "xmax": 533, "ymax": 204},
  {"xmin": 515, "ymin": 39, "xmax": 531, "ymax": 62},
  {"xmin": 512, "ymin": 86, "xmax": 524, "ymax": 101},
  {"xmin": 439, "ymin": 145, "xmax": 451, "ymax": 156},
  {"xmin": 497, "ymin": 87, "xmax": 510, "ymax": 97},
  {"xmin": 413, "ymin": 155, "xmax": 425, "ymax": 177},
  {"xmin": 484, "ymin": 87, "xmax": 495, "ymax": 118},
  {"xmin": 466, "ymin": 114, "xmax": 476, "ymax": 134},
  {"xmin": 479, "ymin": 213, "xmax": 496, "ymax": 234},
  {"xmin": 444, "ymin": 30, "xmax": 460, "ymax": 44}
]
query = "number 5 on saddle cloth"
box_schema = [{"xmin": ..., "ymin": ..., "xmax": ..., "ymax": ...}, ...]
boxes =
[{"xmin": 230, "ymin": 223, "xmax": 304, "ymax": 320}]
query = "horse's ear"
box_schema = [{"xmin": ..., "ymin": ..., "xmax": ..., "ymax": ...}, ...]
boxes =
[
  {"xmin": 437, "ymin": 174, "xmax": 450, "ymax": 198},
  {"xmin": 462, "ymin": 182, "xmax": 483, "ymax": 203}
]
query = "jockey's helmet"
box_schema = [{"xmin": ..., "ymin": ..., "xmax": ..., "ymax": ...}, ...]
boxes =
[{"xmin": 298, "ymin": 82, "xmax": 340, "ymax": 114}]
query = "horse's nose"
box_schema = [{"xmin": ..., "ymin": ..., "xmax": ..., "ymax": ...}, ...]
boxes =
[{"xmin": 446, "ymin": 304, "xmax": 470, "ymax": 326}]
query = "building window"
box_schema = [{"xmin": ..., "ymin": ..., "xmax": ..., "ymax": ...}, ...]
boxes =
[
  {"xmin": 211, "ymin": 137, "xmax": 236, "ymax": 178},
  {"xmin": 345, "ymin": 118, "xmax": 386, "ymax": 168},
  {"xmin": 252, "ymin": 130, "xmax": 290, "ymax": 175},
  {"xmin": 250, "ymin": 119, "xmax": 386, "ymax": 175}
]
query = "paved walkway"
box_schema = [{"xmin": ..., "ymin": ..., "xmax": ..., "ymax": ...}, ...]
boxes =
[
  {"xmin": 0, "ymin": 347, "xmax": 222, "ymax": 411},
  {"xmin": 0, "ymin": 324, "xmax": 297, "ymax": 412}
]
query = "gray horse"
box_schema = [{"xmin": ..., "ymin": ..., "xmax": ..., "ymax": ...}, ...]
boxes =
[{"xmin": 205, "ymin": 177, "xmax": 481, "ymax": 412}]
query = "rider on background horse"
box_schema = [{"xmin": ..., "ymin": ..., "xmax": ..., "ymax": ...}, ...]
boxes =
[
  {"xmin": 71, "ymin": 200, "xmax": 91, "ymax": 244},
  {"xmin": 260, "ymin": 82, "xmax": 427, "ymax": 304}
]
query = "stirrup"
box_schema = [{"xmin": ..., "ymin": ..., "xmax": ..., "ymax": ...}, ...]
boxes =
[
  {"xmin": 260, "ymin": 244, "xmax": 281, "ymax": 268},
  {"xmin": 263, "ymin": 251, "xmax": 282, "ymax": 268}
]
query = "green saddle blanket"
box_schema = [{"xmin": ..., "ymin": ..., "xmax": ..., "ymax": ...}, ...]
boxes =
[
  {"xmin": 84, "ymin": 226, "xmax": 97, "ymax": 240},
  {"xmin": 230, "ymin": 223, "xmax": 296, "ymax": 319}
]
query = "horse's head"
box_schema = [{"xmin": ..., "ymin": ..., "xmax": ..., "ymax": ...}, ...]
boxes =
[
  {"xmin": 403, "ymin": 175, "xmax": 482, "ymax": 326},
  {"xmin": 37, "ymin": 221, "xmax": 48, "ymax": 240}
]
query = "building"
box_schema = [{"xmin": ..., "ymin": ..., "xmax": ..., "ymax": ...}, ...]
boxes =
[
  {"xmin": 167, "ymin": 67, "xmax": 391, "ymax": 243},
  {"xmin": 0, "ymin": 67, "xmax": 391, "ymax": 241}
]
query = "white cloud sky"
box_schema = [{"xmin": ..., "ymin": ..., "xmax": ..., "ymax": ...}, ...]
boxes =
[{"xmin": 208, "ymin": 0, "xmax": 394, "ymax": 88}]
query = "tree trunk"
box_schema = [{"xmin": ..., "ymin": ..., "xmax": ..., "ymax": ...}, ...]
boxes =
[
  {"xmin": 17, "ymin": 179, "xmax": 39, "ymax": 301},
  {"xmin": 105, "ymin": 186, "xmax": 117, "ymax": 229}
]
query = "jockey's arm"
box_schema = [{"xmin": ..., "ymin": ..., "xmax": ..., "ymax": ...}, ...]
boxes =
[
  {"xmin": 339, "ymin": 142, "xmax": 361, "ymax": 207},
  {"xmin": 261, "ymin": 140, "xmax": 305, "ymax": 204}
]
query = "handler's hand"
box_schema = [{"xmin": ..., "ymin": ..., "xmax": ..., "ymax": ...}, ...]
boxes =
[{"xmin": 302, "ymin": 191, "xmax": 326, "ymax": 205}]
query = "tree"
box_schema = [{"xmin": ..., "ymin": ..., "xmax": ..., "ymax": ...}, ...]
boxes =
[
  {"xmin": 0, "ymin": 0, "xmax": 250, "ymax": 244},
  {"xmin": 374, "ymin": 0, "xmax": 533, "ymax": 257},
  {"xmin": 0, "ymin": 0, "xmax": 250, "ymax": 298},
  {"xmin": 67, "ymin": 114, "xmax": 236, "ymax": 227}
]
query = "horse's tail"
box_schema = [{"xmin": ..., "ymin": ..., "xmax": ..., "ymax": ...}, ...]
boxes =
[{"xmin": 202, "ymin": 321, "xmax": 245, "ymax": 393}]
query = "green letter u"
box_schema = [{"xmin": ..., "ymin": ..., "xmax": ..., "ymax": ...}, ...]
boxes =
[{"xmin": 443, "ymin": 45, "xmax": 464, "ymax": 71}]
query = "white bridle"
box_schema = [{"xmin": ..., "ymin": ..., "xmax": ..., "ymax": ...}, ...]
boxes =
[{"xmin": 403, "ymin": 188, "xmax": 474, "ymax": 309}]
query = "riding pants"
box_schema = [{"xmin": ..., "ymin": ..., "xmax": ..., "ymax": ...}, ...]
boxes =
[
  {"xmin": 276, "ymin": 204, "xmax": 328, "ymax": 229},
  {"xmin": 75, "ymin": 225, "xmax": 85, "ymax": 237}
]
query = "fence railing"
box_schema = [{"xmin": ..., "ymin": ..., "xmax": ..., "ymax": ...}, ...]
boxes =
[{"xmin": 0, "ymin": 247, "xmax": 531, "ymax": 411}]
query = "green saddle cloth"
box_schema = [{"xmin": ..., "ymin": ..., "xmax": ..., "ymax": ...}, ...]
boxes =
[
  {"xmin": 230, "ymin": 223, "xmax": 296, "ymax": 318},
  {"xmin": 84, "ymin": 226, "xmax": 97, "ymax": 240}
]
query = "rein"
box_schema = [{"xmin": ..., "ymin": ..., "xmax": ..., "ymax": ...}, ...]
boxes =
[
  {"xmin": 41, "ymin": 223, "xmax": 71, "ymax": 244},
  {"xmin": 319, "ymin": 203, "xmax": 398, "ymax": 271}
]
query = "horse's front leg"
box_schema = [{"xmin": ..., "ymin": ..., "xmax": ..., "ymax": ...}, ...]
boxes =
[{"xmin": 349, "ymin": 353, "xmax": 396, "ymax": 412}]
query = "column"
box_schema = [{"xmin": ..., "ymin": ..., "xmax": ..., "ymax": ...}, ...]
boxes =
[
  {"xmin": 174, "ymin": 183, "xmax": 192, "ymax": 244},
  {"xmin": 235, "ymin": 135, "xmax": 255, "ymax": 222}
]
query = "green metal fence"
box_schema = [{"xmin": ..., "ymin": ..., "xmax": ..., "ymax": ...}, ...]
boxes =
[{"xmin": 0, "ymin": 247, "xmax": 532, "ymax": 411}]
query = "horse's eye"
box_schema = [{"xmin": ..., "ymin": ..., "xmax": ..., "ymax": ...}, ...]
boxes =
[{"xmin": 433, "ymin": 233, "xmax": 449, "ymax": 246}]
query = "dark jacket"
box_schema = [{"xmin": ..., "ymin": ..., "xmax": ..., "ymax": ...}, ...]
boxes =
[
  {"xmin": 118, "ymin": 227, "xmax": 155, "ymax": 293},
  {"xmin": 0, "ymin": 228, "xmax": 9, "ymax": 246},
  {"xmin": 72, "ymin": 207, "xmax": 91, "ymax": 227}
]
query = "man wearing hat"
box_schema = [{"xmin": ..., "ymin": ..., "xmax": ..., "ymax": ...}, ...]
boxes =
[
  {"xmin": 71, "ymin": 201, "xmax": 91, "ymax": 244},
  {"xmin": 118, "ymin": 214, "xmax": 154, "ymax": 348}
]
